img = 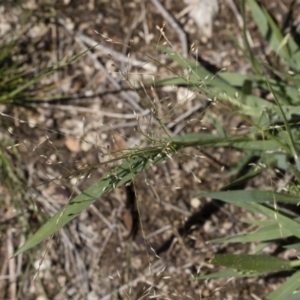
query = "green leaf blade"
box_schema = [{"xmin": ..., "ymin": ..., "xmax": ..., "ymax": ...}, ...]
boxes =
[
  {"xmin": 266, "ymin": 270, "xmax": 300, "ymax": 300},
  {"xmin": 212, "ymin": 254, "xmax": 292, "ymax": 274},
  {"xmin": 197, "ymin": 190, "xmax": 300, "ymax": 205},
  {"xmin": 14, "ymin": 151, "xmax": 171, "ymax": 256}
]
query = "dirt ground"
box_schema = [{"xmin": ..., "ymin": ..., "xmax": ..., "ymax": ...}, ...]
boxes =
[{"xmin": 0, "ymin": 0, "xmax": 299, "ymax": 299}]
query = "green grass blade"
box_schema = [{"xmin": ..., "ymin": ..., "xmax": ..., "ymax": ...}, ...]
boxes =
[
  {"xmin": 197, "ymin": 268, "xmax": 267, "ymax": 279},
  {"xmin": 249, "ymin": 204, "xmax": 300, "ymax": 240},
  {"xmin": 241, "ymin": 0, "xmax": 262, "ymax": 74},
  {"xmin": 173, "ymin": 133, "xmax": 284, "ymax": 152},
  {"xmin": 283, "ymin": 292, "xmax": 300, "ymax": 300},
  {"xmin": 247, "ymin": 0, "xmax": 290, "ymax": 62},
  {"xmin": 218, "ymin": 72, "xmax": 299, "ymax": 105},
  {"xmin": 14, "ymin": 149, "xmax": 172, "ymax": 256},
  {"xmin": 266, "ymin": 79, "xmax": 300, "ymax": 171},
  {"xmin": 197, "ymin": 191, "xmax": 300, "ymax": 239},
  {"xmin": 172, "ymin": 133, "xmax": 254, "ymax": 148},
  {"xmin": 157, "ymin": 47, "xmax": 283, "ymax": 120},
  {"xmin": 209, "ymin": 113, "xmax": 228, "ymax": 138},
  {"xmin": 252, "ymin": 242, "xmax": 272, "ymax": 254},
  {"xmin": 1, "ymin": 44, "xmax": 98, "ymax": 104},
  {"xmin": 284, "ymin": 243, "xmax": 300, "ymax": 250},
  {"xmin": 209, "ymin": 223, "xmax": 292, "ymax": 244},
  {"xmin": 266, "ymin": 270, "xmax": 300, "ymax": 300},
  {"xmin": 211, "ymin": 254, "xmax": 293, "ymax": 274},
  {"xmin": 286, "ymin": 35, "xmax": 300, "ymax": 70},
  {"xmin": 198, "ymin": 190, "xmax": 300, "ymax": 204}
]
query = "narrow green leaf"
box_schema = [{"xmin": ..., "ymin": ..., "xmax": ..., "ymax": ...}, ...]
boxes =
[
  {"xmin": 286, "ymin": 34, "xmax": 300, "ymax": 71},
  {"xmin": 218, "ymin": 72, "xmax": 299, "ymax": 105},
  {"xmin": 248, "ymin": 0, "xmax": 290, "ymax": 61},
  {"xmin": 209, "ymin": 113, "xmax": 228, "ymax": 138},
  {"xmin": 7, "ymin": 45, "xmax": 97, "ymax": 101},
  {"xmin": 252, "ymin": 242, "xmax": 272, "ymax": 254},
  {"xmin": 197, "ymin": 191, "xmax": 300, "ymax": 239},
  {"xmin": 212, "ymin": 254, "xmax": 292, "ymax": 274},
  {"xmin": 284, "ymin": 292, "xmax": 300, "ymax": 300},
  {"xmin": 173, "ymin": 133, "xmax": 282, "ymax": 152},
  {"xmin": 266, "ymin": 270, "xmax": 300, "ymax": 300},
  {"xmin": 196, "ymin": 268, "xmax": 266, "ymax": 279},
  {"xmin": 227, "ymin": 151, "xmax": 257, "ymax": 177},
  {"xmin": 198, "ymin": 190, "xmax": 300, "ymax": 204},
  {"xmin": 14, "ymin": 149, "xmax": 172, "ymax": 256},
  {"xmin": 158, "ymin": 46, "xmax": 288, "ymax": 120},
  {"xmin": 241, "ymin": 0, "xmax": 262, "ymax": 74},
  {"xmin": 250, "ymin": 204, "xmax": 300, "ymax": 240},
  {"xmin": 172, "ymin": 133, "xmax": 254, "ymax": 148},
  {"xmin": 284, "ymin": 243, "xmax": 300, "ymax": 250},
  {"xmin": 209, "ymin": 223, "xmax": 292, "ymax": 244}
]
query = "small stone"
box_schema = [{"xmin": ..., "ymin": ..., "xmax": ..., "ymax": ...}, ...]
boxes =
[
  {"xmin": 190, "ymin": 197, "xmax": 201, "ymax": 209},
  {"xmin": 65, "ymin": 137, "xmax": 81, "ymax": 152}
]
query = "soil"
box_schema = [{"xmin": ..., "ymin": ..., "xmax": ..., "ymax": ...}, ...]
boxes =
[{"xmin": 0, "ymin": 0, "xmax": 299, "ymax": 299}]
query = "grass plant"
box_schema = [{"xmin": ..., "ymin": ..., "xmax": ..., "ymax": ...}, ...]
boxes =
[{"xmin": 2, "ymin": 0, "xmax": 300, "ymax": 298}]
